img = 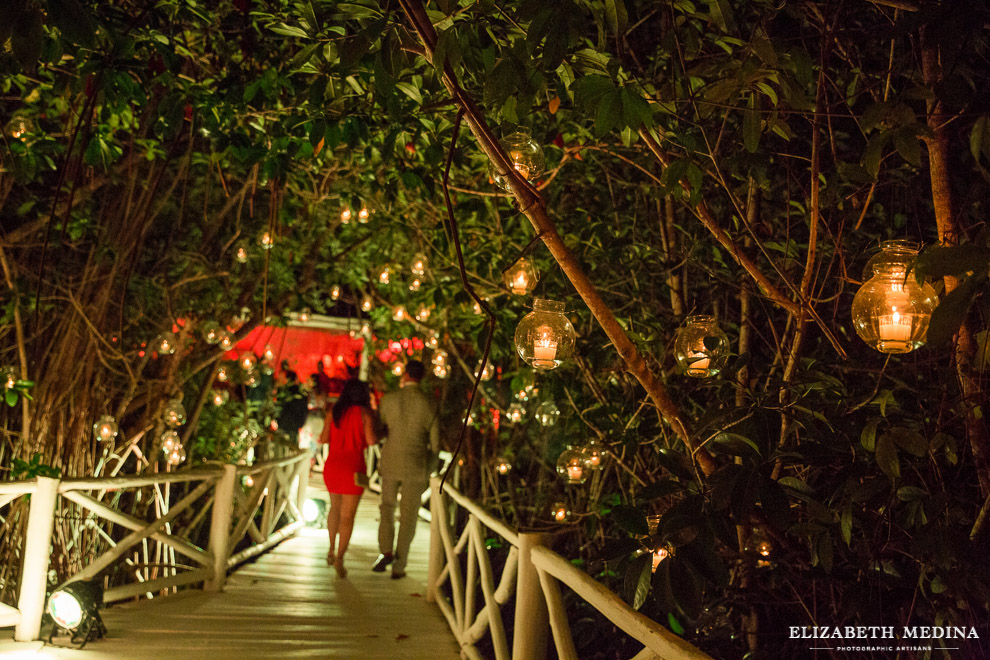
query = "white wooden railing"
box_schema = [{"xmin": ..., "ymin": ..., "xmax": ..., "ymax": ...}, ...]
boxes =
[
  {"xmin": 427, "ymin": 477, "xmax": 713, "ymax": 660},
  {"xmin": 1, "ymin": 449, "xmax": 310, "ymax": 642}
]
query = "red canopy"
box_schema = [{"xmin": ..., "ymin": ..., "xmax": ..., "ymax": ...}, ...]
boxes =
[{"xmin": 227, "ymin": 325, "xmax": 364, "ymax": 384}]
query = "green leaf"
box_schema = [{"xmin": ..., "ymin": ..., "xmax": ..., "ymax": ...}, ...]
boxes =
[
  {"xmin": 860, "ymin": 418, "xmax": 880, "ymax": 452},
  {"xmin": 5, "ymin": 389, "xmax": 18, "ymax": 407},
  {"xmin": 668, "ymin": 557, "xmax": 703, "ymax": 619},
  {"xmin": 572, "ymin": 75, "xmax": 617, "ymax": 108},
  {"xmin": 875, "ymin": 432, "xmax": 900, "ymax": 481},
  {"xmin": 604, "ymin": 0, "xmax": 628, "ymax": 38},
  {"xmin": 623, "ymin": 553, "xmax": 652, "ymax": 610},
  {"xmin": 914, "ymin": 244, "xmax": 990, "ymax": 281},
  {"xmin": 840, "ymin": 504, "xmax": 852, "ymax": 547},
  {"xmin": 927, "ymin": 274, "xmax": 987, "ymax": 346},
  {"xmin": 817, "ymin": 532, "xmax": 834, "ymax": 573},
  {"xmin": 743, "ymin": 105, "xmax": 760, "ymax": 153},
  {"xmin": 890, "ymin": 428, "xmax": 928, "ymax": 457},
  {"xmin": 269, "ymin": 22, "xmax": 310, "ymax": 38},
  {"xmin": 712, "ymin": 433, "xmax": 760, "ymax": 458},
  {"xmin": 395, "ymin": 82, "xmax": 423, "ymax": 105},
  {"xmin": 657, "ymin": 448, "xmax": 696, "ymax": 482},
  {"xmin": 594, "ymin": 90, "xmax": 622, "ymax": 137},
  {"xmin": 639, "ymin": 479, "xmax": 682, "ymax": 500},
  {"xmin": 896, "ymin": 486, "xmax": 927, "ymax": 501},
  {"xmin": 667, "ymin": 612, "xmax": 685, "ymax": 635},
  {"xmin": 611, "ymin": 504, "xmax": 650, "ymax": 536}
]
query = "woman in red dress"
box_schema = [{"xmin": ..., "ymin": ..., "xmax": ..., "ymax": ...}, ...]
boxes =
[{"xmin": 319, "ymin": 379, "xmax": 379, "ymax": 578}]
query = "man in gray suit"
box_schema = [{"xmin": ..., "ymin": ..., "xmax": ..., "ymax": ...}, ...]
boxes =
[{"xmin": 374, "ymin": 360, "xmax": 440, "ymax": 578}]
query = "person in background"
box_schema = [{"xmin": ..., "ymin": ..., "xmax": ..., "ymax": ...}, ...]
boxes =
[
  {"xmin": 276, "ymin": 370, "xmax": 308, "ymax": 445},
  {"xmin": 319, "ymin": 379, "xmax": 379, "ymax": 578},
  {"xmin": 374, "ymin": 360, "xmax": 439, "ymax": 579},
  {"xmin": 314, "ymin": 360, "xmax": 332, "ymax": 397}
]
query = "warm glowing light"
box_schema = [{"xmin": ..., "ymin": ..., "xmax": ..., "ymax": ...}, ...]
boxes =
[
  {"xmin": 235, "ymin": 245, "xmax": 249, "ymax": 263},
  {"xmin": 160, "ymin": 430, "xmax": 180, "ymax": 452},
  {"xmin": 299, "ymin": 308, "xmax": 311, "ymax": 323},
  {"xmin": 166, "ymin": 444, "xmax": 187, "ymax": 466},
  {"xmin": 216, "ymin": 365, "xmax": 229, "ymax": 382},
  {"xmin": 534, "ymin": 401, "xmax": 560, "ymax": 426},
  {"xmin": 302, "ymin": 499, "xmax": 321, "ymax": 523},
  {"xmin": 431, "ymin": 349, "xmax": 448, "ymax": 367},
  {"xmin": 392, "ymin": 362, "xmax": 405, "ymax": 376},
  {"xmin": 93, "ymin": 415, "xmax": 119, "ymax": 442},
  {"xmin": 358, "ymin": 207, "xmax": 370, "ymax": 223},
  {"xmin": 330, "ymin": 284, "xmax": 341, "ymax": 300},
  {"xmin": 379, "ymin": 267, "xmax": 390, "ymax": 284},
  {"xmin": 652, "ymin": 547, "xmax": 669, "ymax": 572},
  {"xmin": 494, "ymin": 457, "xmax": 512, "ymax": 475},
  {"xmin": 202, "ymin": 322, "xmax": 222, "ymax": 344},
  {"xmin": 503, "ymin": 257, "xmax": 538, "ymax": 295},
  {"xmin": 263, "ymin": 345, "xmax": 275, "ymax": 362},
  {"xmin": 163, "ymin": 400, "xmax": 187, "ymax": 427},
  {"xmin": 515, "ymin": 299, "xmax": 574, "ymax": 371},
  {"xmin": 361, "ymin": 296, "xmax": 373, "ymax": 312},
  {"xmin": 156, "ymin": 332, "xmax": 177, "ymax": 355},
  {"xmin": 243, "ymin": 475, "xmax": 255, "ymax": 487},
  {"xmin": 552, "ymin": 502, "xmax": 570, "ymax": 523},
  {"xmin": 416, "ymin": 305, "xmax": 431, "ymax": 322},
  {"xmin": 557, "ymin": 448, "xmax": 589, "ymax": 484},
  {"xmin": 489, "ymin": 128, "xmax": 546, "ymax": 190},
  {"xmin": 582, "ymin": 441, "xmax": 604, "ymax": 470},
  {"xmin": 409, "ymin": 278, "xmax": 422, "ymax": 291},
  {"xmin": 532, "ymin": 325, "xmax": 558, "ymax": 368},
  {"xmin": 433, "ymin": 364, "xmax": 448, "ymax": 379},
  {"xmin": 506, "ymin": 403, "xmax": 525, "ymax": 424},
  {"xmin": 340, "ymin": 208, "xmax": 352, "ymax": 223},
  {"xmin": 393, "ymin": 306, "xmax": 408, "ymax": 322},
  {"xmin": 218, "ymin": 334, "xmax": 233, "ymax": 351},
  {"xmin": 239, "ymin": 353, "xmax": 257, "ymax": 371},
  {"xmin": 48, "ymin": 591, "xmax": 84, "ymax": 630},
  {"xmin": 474, "ymin": 362, "xmax": 494, "ymax": 381},
  {"xmin": 426, "ymin": 334, "xmax": 438, "ymax": 348},
  {"xmin": 673, "ymin": 316, "xmax": 729, "ymax": 378},
  {"xmin": 410, "ymin": 254, "xmax": 427, "ymax": 276},
  {"xmin": 259, "ymin": 231, "xmax": 274, "ymax": 250},
  {"xmin": 211, "ymin": 390, "xmax": 229, "ymax": 406}
]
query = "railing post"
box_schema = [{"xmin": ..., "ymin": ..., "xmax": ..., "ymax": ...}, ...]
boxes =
[
  {"xmin": 513, "ymin": 532, "xmax": 550, "ymax": 660},
  {"xmin": 426, "ymin": 477, "xmax": 443, "ymax": 603},
  {"xmin": 294, "ymin": 454, "xmax": 310, "ymax": 522},
  {"xmin": 204, "ymin": 465, "xmax": 236, "ymax": 592},
  {"xmin": 15, "ymin": 476, "xmax": 59, "ymax": 641}
]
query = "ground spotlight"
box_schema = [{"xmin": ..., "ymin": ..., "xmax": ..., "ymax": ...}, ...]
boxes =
[
  {"xmin": 302, "ymin": 498, "xmax": 327, "ymax": 527},
  {"xmin": 47, "ymin": 579, "xmax": 106, "ymax": 648}
]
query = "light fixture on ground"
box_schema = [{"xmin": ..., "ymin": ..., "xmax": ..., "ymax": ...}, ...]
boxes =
[
  {"xmin": 557, "ymin": 447, "xmax": 590, "ymax": 484},
  {"xmin": 673, "ymin": 315, "xmax": 729, "ymax": 377},
  {"xmin": 47, "ymin": 579, "xmax": 106, "ymax": 648},
  {"xmin": 551, "ymin": 502, "xmax": 570, "ymax": 523},
  {"xmin": 163, "ymin": 400, "xmax": 187, "ymax": 427},
  {"xmin": 92, "ymin": 416, "xmax": 119, "ymax": 442},
  {"xmin": 494, "ymin": 457, "xmax": 512, "ymax": 475},
  {"xmin": 506, "ymin": 403, "xmax": 525, "ymax": 424},
  {"xmin": 852, "ymin": 241, "xmax": 936, "ymax": 354},
  {"xmin": 488, "ymin": 128, "xmax": 546, "ymax": 191},
  {"xmin": 302, "ymin": 498, "xmax": 327, "ymax": 527},
  {"xmin": 534, "ymin": 401, "xmax": 560, "ymax": 426},
  {"xmin": 502, "ymin": 257, "xmax": 538, "ymax": 295},
  {"xmin": 515, "ymin": 299, "xmax": 576, "ymax": 370}
]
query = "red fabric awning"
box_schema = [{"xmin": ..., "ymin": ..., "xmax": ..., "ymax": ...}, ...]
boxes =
[{"xmin": 226, "ymin": 325, "xmax": 363, "ymax": 385}]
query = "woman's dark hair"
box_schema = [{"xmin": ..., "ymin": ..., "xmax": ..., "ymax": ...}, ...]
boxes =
[{"xmin": 332, "ymin": 378, "xmax": 372, "ymax": 426}]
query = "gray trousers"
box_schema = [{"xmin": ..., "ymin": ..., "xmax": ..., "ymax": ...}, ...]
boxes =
[{"xmin": 378, "ymin": 475, "xmax": 429, "ymax": 571}]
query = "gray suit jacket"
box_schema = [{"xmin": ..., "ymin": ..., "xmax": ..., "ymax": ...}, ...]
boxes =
[{"xmin": 378, "ymin": 384, "xmax": 440, "ymax": 480}]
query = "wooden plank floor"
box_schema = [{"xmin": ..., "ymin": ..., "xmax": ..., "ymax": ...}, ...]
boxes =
[{"xmin": 19, "ymin": 478, "xmax": 460, "ymax": 659}]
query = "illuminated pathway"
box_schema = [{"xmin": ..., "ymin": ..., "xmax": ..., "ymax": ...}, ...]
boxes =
[{"xmin": 19, "ymin": 485, "xmax": 459, "ymax": 659}]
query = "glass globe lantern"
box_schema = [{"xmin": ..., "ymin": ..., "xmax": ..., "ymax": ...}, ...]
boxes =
[
  {"xmin": 514, "ymin": 299, "xmax": 576, "ymax": 370},
  {"xmin": 239, "ymin": 352, "xmax": 257, "ymax": 371},
  {"xmin": 0, "ymin": 367, "xmax": 14, "ymax": 390},
  {"xmin": 6, "ymin": 115, "xmax": 32, "ymax": 141},
  {"xmin": 503, "ymin": 257, "xmax": 538, "ymax": 295},
  {"xmin": 433, "ymin": 363, "xmax": 449, "ymax": 379},
  {"xmin": 155, "ymin": 332, "xmax": 177, "ymax": 355},
  {"xmin": 852, "ymin": 243, "xmax": 936, "ymax": 354},
  {"xmin": 494, "ymin": 457, "xmax": 512, "ymax": 476},
  {"xmin": 410, "ymin": 254, "xmax": 427, "ymax": 277},
  {"xmin": 259, "ymin": 231, "xmax": 274, "ymax": 250},
  {"xmin": 673, "ymin": 315, "xmax": 729, "ymax": 378},
  {"xmin": 234, "ymin": 243, "xmax": 249, "ymax": 263},
  {"xmin": 534, "ymin": 401, "xmax": 560, "ymax": 426},
  {"xmin": 488, "ymin": 128, "xmax": 546, "ymax": 191},
  {"xmin": 391, "ymin": 362, "xmax": 405, "ymax": 377},
  {"xmin": 202, "ymin": 322, "xmax": 222, "ymax": 344},
  {"xmin": 358, "ymin": 207, "xmax": 370, "ymax": 223},
  {"xmin": 93, "ymin": 415, "xmax": 119, "ymax": 442},
  {"xmin": 330, "ymin": 284, "xmax": 341, "ymax": 300},
  {"xmin": 160, "ymin": 430, "xmax": 180, "ymax": 453},
  {"xmin": 361, "ymin": 296, "xmax": 373, "ymax": 312},
  {"xmin": 409, "ymin": 278, "xmax": 422, "ymax": 291},
  {"xmin": 393, "ymin": 306, "xmax": 408, "ymax": 322},
  {"xmin": 263, "ymin": 344, "xmax": 275, "ymax": 362},
  {"xmin": 416, "ymin": 306, "xmax": 431, "ymax": 322},
  {"xmin": 432, "ymin": 349, "xmax": 449, "ymax": 367},
  {"xmin": 551, "ymin": 502, "xmax": 570, "ymax": 523},
  {"xmin": 862, "ymin": 239, "xmax": 920, "ymax": 280},
  {"xmin": 216, "ymin": 365, "xmax": 230, "ymax": 382},
  {"xmin": 211, "ymin": 390, "xmax": 229, "ymax": 406},
  {"xmin": 166, "ymin": 444, "xmax": 187, "ymax": 466},
  {"xmin": 506, "ymin": 403, "xmax": 525, "ymax": 424},
  {"xmin": 378, "ymin": 267, "xmax": 390, "ymax": 285},
  {"xmin": 557, "ymin": 447, "xmax": 591, "ymax": 484},
  {"xmin": 218, "ymin": 333, "xmax": 234, "ymax": 351},
  {"xmin": 426, "ymin": 334, "xmax": 438, "ymax": 349},
  {"xmin": 340, "ymin": 207, "xmax": 352, "ymax": 224},
  {"xmin": 474, "ymin": 361, "xmax": 494, "ymax": 381},
  {"xmin": 163, "ymin": 400, "xmax": 187, "ymax": 427},
  {"xmin": 582, "ymin": 440, "xmax": 604, "ymax": 470}
]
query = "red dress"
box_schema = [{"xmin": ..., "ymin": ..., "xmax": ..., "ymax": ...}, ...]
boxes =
[{"xmin": 322, "ymin": 407, "xmax": 368, "ymax": 495}]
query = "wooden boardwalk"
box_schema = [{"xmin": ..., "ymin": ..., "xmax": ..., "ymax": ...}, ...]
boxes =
[{"xmin": 12, "ymin": 481, "xmax": 459, "ymax": 659}]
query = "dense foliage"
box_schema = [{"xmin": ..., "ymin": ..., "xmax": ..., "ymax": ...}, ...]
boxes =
[{"xmin": 3, "ymin": 0, "xmax": 990, "ymax": 656}]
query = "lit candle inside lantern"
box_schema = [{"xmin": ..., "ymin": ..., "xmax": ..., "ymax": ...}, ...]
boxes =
[
  {"xmin": 509, "ymin": 151, "xmax": 530, "ymax": 179},
  {"xmin": 263, "ymin": 345, "xmax": 275, "ymax": 362},
  {"xmin": 878, "ymin": 310, "xmax": 912, "ymax": 352},
  {"xmin": 259, "ymin": 231, "xmax": 274, "ymax": 249},
  {"xmin": 358, "ymin": 207, "xmax": 370, "ymax": 222},
  {"xmin": 533, "ymin": 335, "xmax": 558, "ymax": 367},
  {"xmin": 511, "ymin": 271, "xmax": 529, "ymax": 295},
  {"xmin": 566, "ymin": 462, "xmax": 584, "ymax": 482},
  {"xmin": 409, "ymin": 279, "xmax": 421, "ymax": 291},
  {"xmin": 686, "ymin": 351, "xmax": 710, "ymax": 375},
  {"xmin": 340, "ymin": 208, "xmax": 352, "ymax": 223},
  {"xmin": 361, "ymin": 297, "xmax": 373, "ymax": 312},
  {"xmin": 652, "ymin": 547, "xmax": 669, "ymax": 572},
  {"xmin": 330, "ymin": 285, "xmax": 341, "ymax": 300},
  {"xmin": 235, "ymin": 247, "xmax": 248, "ymax": 263}
]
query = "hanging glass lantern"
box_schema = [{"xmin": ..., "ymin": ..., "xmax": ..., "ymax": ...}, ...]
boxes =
[
  {"xmin": 502, "ymin": 257, "xmax": 539, "ymax": 295},
  {"xmin": 166, "ymin": 444, "xmax": 187, "ymax": 466},
  {"xmin": 515, "ymin": 299, "xmax": 576, "ymax": 370},
  {"xmin": 0, "ymin": 367, "xmax": 17, "ymax": 390},
  {"xmin": 6, "ymin": 115, "xmax": 32, "ymax": 141},
  {"xmin": 426, "ymin": 334, "xmax": 439, "ymax": 349},
  {"xmin": 582, "ymin": 440, "xmax": 604, "ymax": 470},
  {"xmin": 472, "ymin": 300, "xmax": 483, "ymax": 315},
  {"xmin": 160, "ymin": 430, "xmax": 180, "ymax": 453},
  {"xmin": 244, "ymin": 372, "xmax": 258, "ymax": 387},
  {"xmin": 379, "ymin": 267, "xmax": 391, "ymax": 284},
  {"xmin": 299, "ymin": 308, "xmax": 311, "ymax": 323},
  {"xmin": 410, "ymin": 254, "xmax": 427, "ymax": 276},
  {"xmin": 534, "ymin": 401, "xmax": 560, "ymax": 426},
  {"xmin": 391, "ymin": 362, "xmax": 405, "ymax": 376},
  {"xmin": 393, "ymin": 305, "xmax": 408, "ymax": 322},
  {"xmin": 263, "ymin": 344, "xmax": 275, "ymax": 362},
  {"xmin": 239, "ymin": 352, "xmax": 257, "ymax": 371},
  {"xmin": 361, "ymin": 322, "xmax": 371, "ymax": 334},
  {"xmin": 673, "ymin": 315, "xmax": 729, "ymax": 378},
  {"xmin": 506, "ymin": 403, "xmax": 525, "ymax": 424},
  {"xmin": 93, "ymin": 415, "xmax": 119, "ymax": 442},
  {"xmin": 155, "ymin": 332, "xmax": 177, "ymax": 355},
  {"xmin": 243, "ymin": 474, "xmax": 255, "ymax": 487},
  {"xmin": 745, "ymin": 527, "xmax": 772, "ymax": 567},
  {"xmin": 409, "ymin": 278, "xmax": 422, "ymax": 291},
  {"xmin": 852, "ymin": 242, "xmax": 936, "ymax": 354},
  {"xmin": 474, "ymin": 361, "xmax": 494, "ymax": 381},
  {"xmin": 216, "ymin": 365, "xmax": 230, "ymax": 382},
  {"xmin": 330, "ymin": 284, "xmax": 341, "ymax": 300},
  {"xmin": 201, "ymin": 322, "xmax": 222, "ymax": 344},
  {"xmin": 462, "ymin": 410, "xmax": 477, "ymax": 426},
  {"xmin": 358, "ymin": 207, "xmax": 370, "ymax": 223},
  {"xmin": 556, "ymin": 447, "xmax": 590, "ymax": 484},
  {"xmin": 211, "ymin": 390, "xmax": 229, "ymax": 406},
  {"xmin": 433, "ymin": 363, "xmax": 448, "ymax": 379},
  {"xmin": 361, "ymin": 296, "xmax": 373, "ymax": 312},
  {"xmin": 494, "ymin": 457, "xmax": 512, "ymax": 475},
  {"xmin": 340, "ymin": 207, "xmax": 352, "ymax": 224},
  {"xmin": 218, "ymin": 333, "xmax": 234, "ymax": 351},
  {"xmin": 551, "ymin": 502, "xmax": 570, "ymax": 523},
  {"xmin": 488, "ymin": 128, "xmax": 546, "ymax": 191},
  {"xmin": 259, "ymin": 230, "xmax": 274, "ymax": 250},
  {"xmin": 416, "ymin": 306, "xmax": 431, "ymax": 322},
  {"xmin": 163, "ymin": 400, "xmax": 187, "ymax": 427},
  {"xmin": 862, "ymin": 239, "xmax": 920, "ymax": 279},
  {"xmin": 431, "ymin": 349, "xmax": 449, "ymax": 367},
  {"xmin": 234, "ymin": 243, "xmax": 249, "ymax": 263}
]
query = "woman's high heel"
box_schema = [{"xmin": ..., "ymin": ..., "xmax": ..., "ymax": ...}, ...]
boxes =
[
  {"xmin": 326, "ymin": 551, "xmax": 335, "ymax": 566},
  {"xmin": 335, "ymin": 560, "xmax": 347, "ymax": 579}
]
